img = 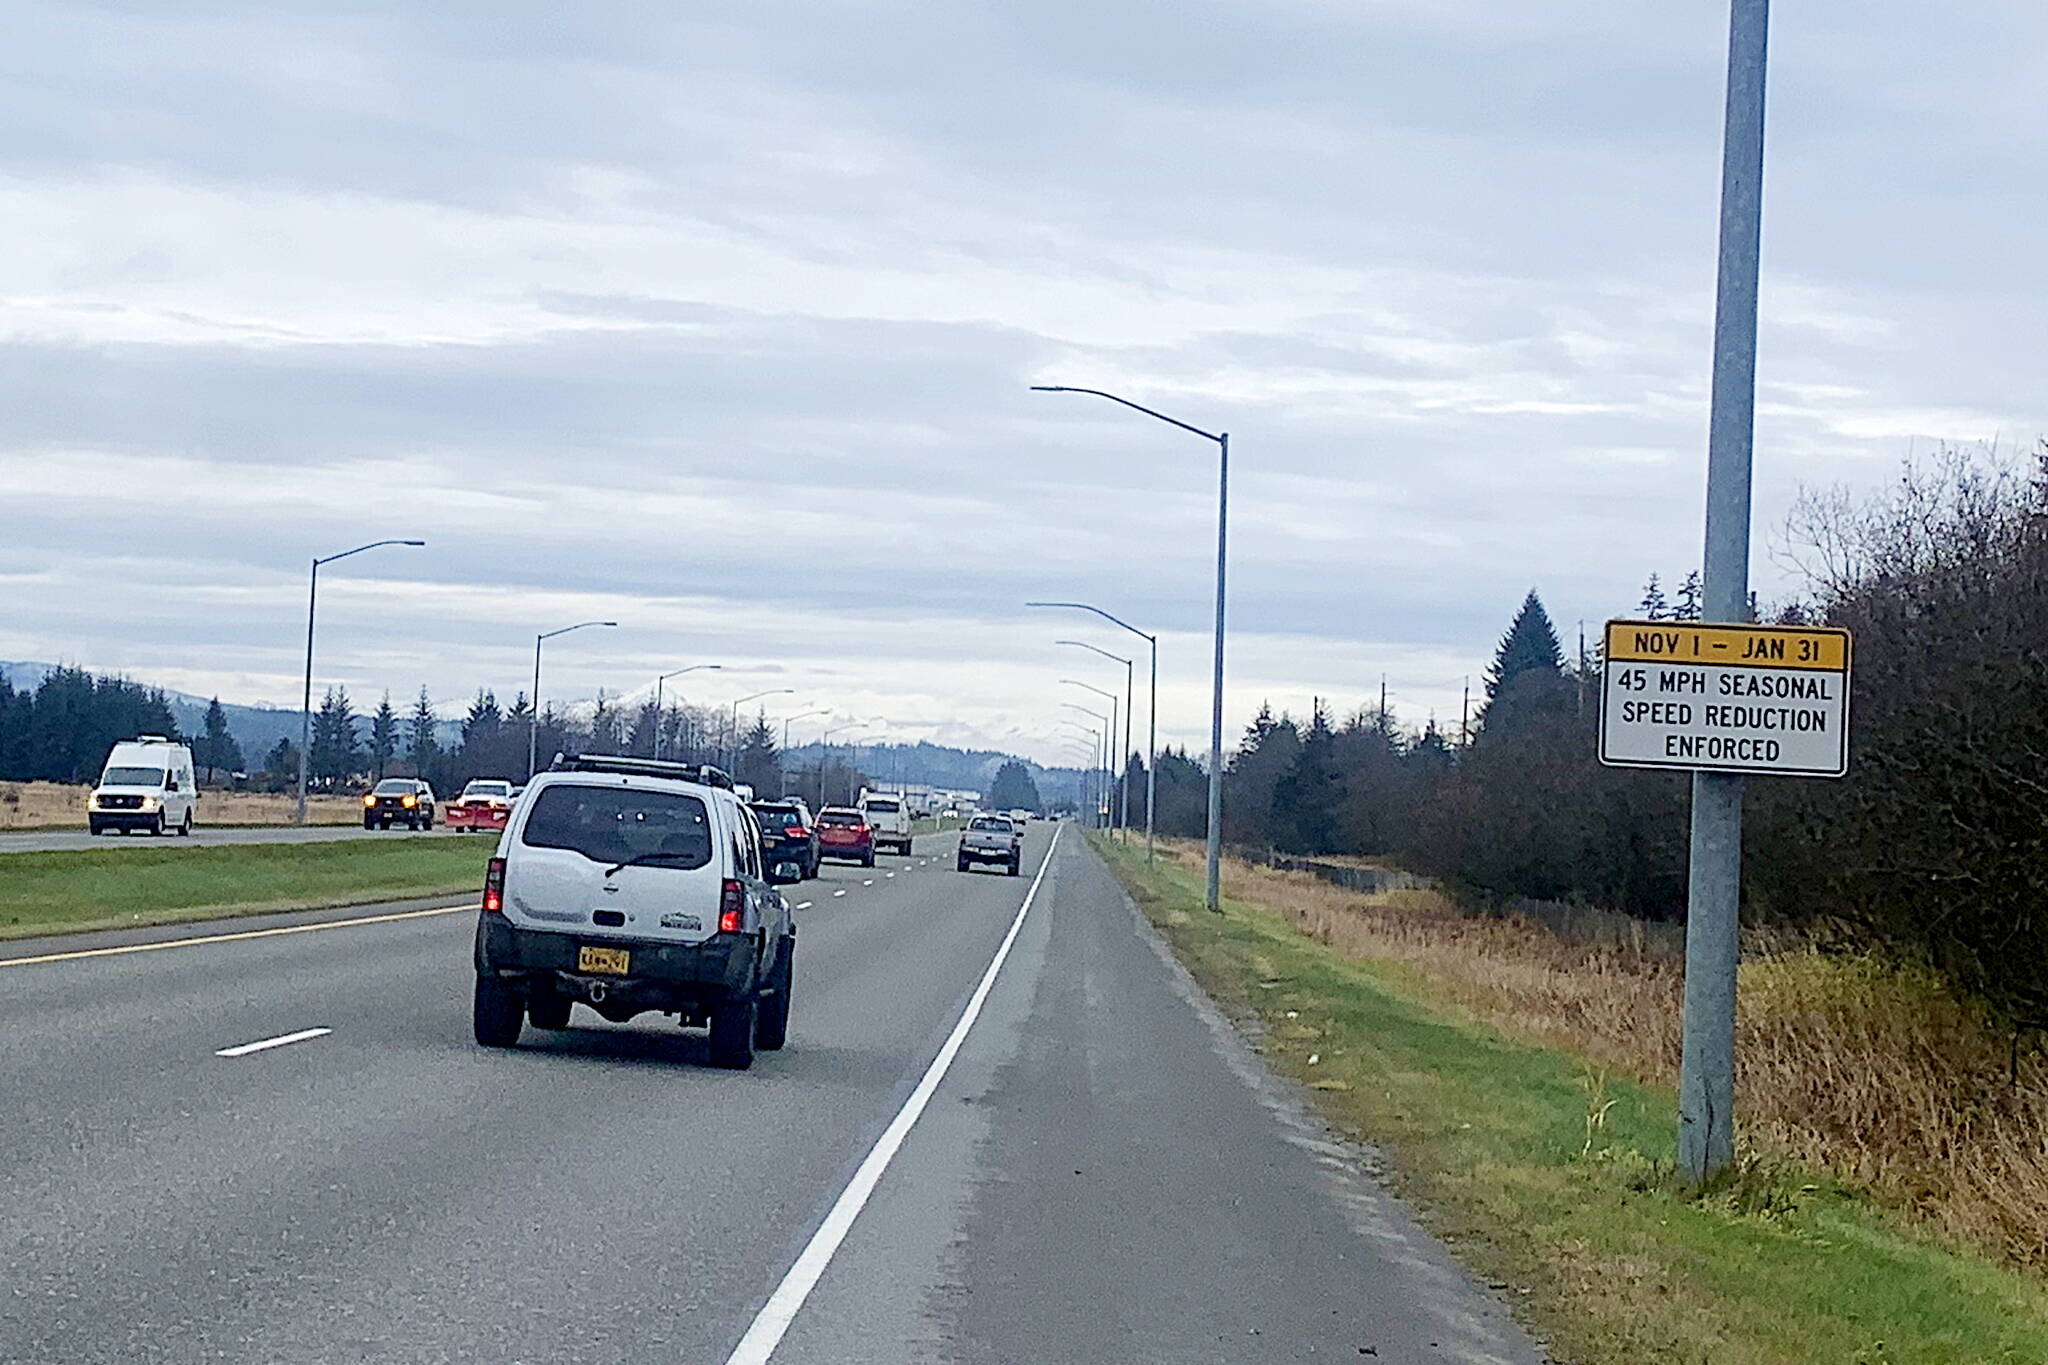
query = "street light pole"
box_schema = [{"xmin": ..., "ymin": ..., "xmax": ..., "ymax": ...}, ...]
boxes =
[
  {"xmin": 1058, "ymin": 641, "xmax": 1133, "ymax": 843},
  {"xmin": 1061, "ymin": 680, "xmax": 1119, "ymax": 837},
  {"xmin": 1061, "ymin": 702, "xmax": 1109, "ymax": 828},
  {"xmin": 296, "ymin": 538, "xmax": 426, "ymax": 825},
  {"xmin": 1679, "ymin": 0, "xmax": 1772, "ymax": 1186},
  {"xmin": 728, "ymin": 688, "xmax": 797, "ymax": 771},
  {"xmin": 1033, "ymin": 387, "xmax": 1228, "ymax": 906},
  {"xmin": 1029, "ymin": 602, "xmax": 1157, "ymax": 861},
  {"xmin": 652, "ymin": 664, "xmax": 722, "ymax": 760},
  {"xmin": 529, "ymin": 620, "xmax": 618, "ymax": 779},
  {"xmin": 782, "ymin": 708, "xmax": 828, "ymax": 752}
]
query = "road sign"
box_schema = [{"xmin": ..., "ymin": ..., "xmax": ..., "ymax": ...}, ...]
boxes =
[{"xmin": 1599, "ymin": 620, "xmax": 1851, "ymax": 778}]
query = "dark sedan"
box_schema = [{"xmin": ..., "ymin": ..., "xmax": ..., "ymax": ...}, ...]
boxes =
[{"xmin": 751, "ymin": 799, "xmax": 821, "ymax": 879}]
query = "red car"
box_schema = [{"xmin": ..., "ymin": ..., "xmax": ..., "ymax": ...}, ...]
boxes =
[
  {"xmin": 815, "ymin": 806, "xmax": 875, "ymax": 867},
  {"xmin": 444, "ymin": 779, "xmax": 516, "ymax": 833}
]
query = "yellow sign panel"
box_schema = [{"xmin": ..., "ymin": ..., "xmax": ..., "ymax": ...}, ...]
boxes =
[{"xmin": 1604, "ymin": 620, "xmax": 1849, "ymax": 672}]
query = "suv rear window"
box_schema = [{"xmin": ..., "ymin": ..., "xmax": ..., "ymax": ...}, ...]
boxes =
[
  {"xmin": 970, "ymin": 816, "xmax": 1013, "ymax": 832},
  {"xmin": 818, "ymin": 811, "xmax": 862, "ymax": 827},
  {"xmin": 864, "ymin": 799, "xmax": 901, "ymax": 813},
  {"xmin": 521, "ymin": 784, "xmax": 713, "ymax": 869},
  {"xmin": 752, "ymin": 807, "xmax": 802, "ymax": 830}
]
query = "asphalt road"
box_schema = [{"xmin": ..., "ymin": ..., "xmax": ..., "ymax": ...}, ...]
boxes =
[
  {"xmin": 0, "ymin": 823, "xmax": 473, "ymax": 853},
  {"xmin": 0, "ymin": 824, "xmax": 1546, "ymax": 1364}
]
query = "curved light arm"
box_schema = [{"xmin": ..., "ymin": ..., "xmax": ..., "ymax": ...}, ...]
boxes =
[
  {"xmin": 1031, "ymin": 386, "xmax": 1224, "ymax": 444},
  {"xmin": 1056, "ymin": 639, "xmax": 1130, "ymax": 667},
  {"xmin": 316, "ymin": 538, "xmax": 425, "ymax": 568},
  {"xmin": 1060, "ymin": 678, "xmax": 1117, "ymax": 703},
  {"xmin": 1026, "ymin": 601, "xmax": 1154, "ymax": 644},
  {"xmin": 540, "ymin": 620, "xmax": 617, "ymax": 642},
  {"xmin": 733, "ymin": 687, "xmax": 796, "ymax": 708},
  {"xmin": 660, "ymin": 663, "xmax": 721, "ymax": 683},
  {"xmin": 1060, "ymin": 702, "xmax": 1108, "ymax": 724}
]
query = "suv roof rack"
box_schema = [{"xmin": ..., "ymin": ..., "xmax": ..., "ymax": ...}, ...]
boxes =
[{"xmin": 548, "ymin": 753, "xmax": 737, "ymax": 790}]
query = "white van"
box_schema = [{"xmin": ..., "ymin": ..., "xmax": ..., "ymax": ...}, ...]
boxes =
[
  {"xmin": 858, "ymin": 791, "xmax": 913, "ymax": 855},
  {"xmin": 88, "ymin": 736, "xmax": 199, "ymax": 836}
]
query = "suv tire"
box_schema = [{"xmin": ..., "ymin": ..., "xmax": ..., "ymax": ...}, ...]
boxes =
[
  {"xmin": 956, "ymin": 856, "xmax": 970, "ymax": 873},
  {"xmin": 1008, "ymin": 856, "xmax": 1022, "ymax": 877},
  {"xmin": 474, "ymin": 977, "xmax": 525, "ymax": 1047},
  {"xmin": 755, "ymin": 938, "xmax": 794, "ymax": 1051},
  {"xmin": 528, "ymin": 989, "xmax": 573, "ymax": 1030},
  {"xmin": 861, "ymin": 850, "xmax": 876, "ymax": 868},
  {"xmin": 178, "ymin": 811, "xmax": 193, "ymax": 837},
  {"xmin": 708, "ymin": 993, "xmax": 756, "ymax": 1070}
]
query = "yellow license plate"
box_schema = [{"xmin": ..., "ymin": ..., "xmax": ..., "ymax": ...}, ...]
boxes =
[{"xmin": 578, "ymin": 946, "xmax": 631, "ymax": 975}]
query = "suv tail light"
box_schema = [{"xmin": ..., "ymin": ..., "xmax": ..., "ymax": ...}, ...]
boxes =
[
  {"xmin": 785, "ymin": 825, "xmax": 807, "ymax": 839},
  {"xmin": 482, "ymin": 857, "xmax": 506, "ymax": 914},
  {"xmin": 719, "ymin": 878, "xmax": 745, "ymax": 933}
]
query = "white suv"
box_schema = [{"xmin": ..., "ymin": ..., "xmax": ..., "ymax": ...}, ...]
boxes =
[
  {"xmin": 859, "ymin": 792, "xmax": 913, "ymax": 856},
  {"xmin": 472, "ymin": 755, "xmax": 799, "ymax": 1070}
]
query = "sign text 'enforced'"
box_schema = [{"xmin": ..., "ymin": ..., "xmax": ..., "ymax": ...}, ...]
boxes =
[{"xmin": 1599, "ymin": 620, "xmax": 1852, "ymax": 778}]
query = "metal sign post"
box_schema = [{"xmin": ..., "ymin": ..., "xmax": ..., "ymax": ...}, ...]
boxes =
[{"xmin": 1679, "ymin": 0, "xmax": 1772, "ymax": 1183}]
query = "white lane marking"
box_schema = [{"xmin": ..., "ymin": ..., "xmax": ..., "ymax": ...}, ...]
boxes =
[
  {"xmin": 832, "ymin": 890, "xmax": 847, "ymax": 898},
  {"xmin": 795, "ymin": 901, "xmax": 814, "ymax": 910},
  {"xmin": 0, "ymin": 903, "xmax": 471, "ymax": 971},
  {"xmin": 723, "ymin": 824, "xmax": 1063, "ymax": 1365},
  {"xmin": 885, "ymin": 872, "xmax": 895, "ymax": 878},
  {"xmin": 215, "ymin": 1027, "xmax": 332, "ymax": 1058},
  {"xmin": 862, "ymin": 879, "xmax": 874, "ymax": 886}
]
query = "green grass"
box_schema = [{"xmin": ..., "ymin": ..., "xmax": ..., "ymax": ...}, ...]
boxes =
[
  {"xmin": 1089, "ymin": 835, "xmax": 2048, "ymax": 1365},
  {"xmin": 0, "ymin": 838, "xmax": 489, "ymax": 939}
]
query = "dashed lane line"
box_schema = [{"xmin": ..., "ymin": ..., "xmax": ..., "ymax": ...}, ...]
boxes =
[{"xmin": 215, "ymin": 1027, "xmax": 332, "ymax": 1058}]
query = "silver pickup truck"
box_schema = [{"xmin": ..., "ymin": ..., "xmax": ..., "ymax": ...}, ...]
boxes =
[{"xmin": 956, "ymin": 815, "xmax": 1021, "ymax": 877}]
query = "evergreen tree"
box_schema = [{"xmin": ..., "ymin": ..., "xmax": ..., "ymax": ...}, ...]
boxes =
[
  {"xmin": 736, "ymin": 715, "xmax": 781, "ymax": 797},
  {"xmin": 407, "ymin": 688, "xmax": 439, "ymax": 777},
  {"xmin": 195, "ymin": 697, "xmax": 244, "ymax": 775},
  {"xmin": 588, "ymin": 689, "xmax": 623, "ymax": 752},
  {"xmin": 1675, "ymin": 570, "xmax": 1703, "ymax": 621},
  {"xmin": 309, "ymin": 687, "xmax": 361, "ymax": 787},
  {"xmin": 987, "ymin": 760, "xmax": 1042, "ymax": 812},
  {"xmin": 1638, "ymin": 573, "xmax": 1669, "ymax": 620},
  {"xmin": 462, "ymin": 690, "xmax": 504, "ymax": 746},
  {"xmin": 263, "ymin": 738, "xmax": 299, "ymax": 785},
  {"xmin": 1271, "ymin": 700, "xmax": 1343, "ymax": 854},
  {"xmin": 1481, "ymin": 590, "xmax": 1572, "ymax": 737},
  {"xmin": 1225, "ymin": 702, "xmax": 1301, "ymax": 847},
  {"xmin": 368, "ymin": 693, "xmax": 399, "ymax": 778},
  {"xmin": 627, "ymin": 700, "xmax": 661, "ymax": 758}
]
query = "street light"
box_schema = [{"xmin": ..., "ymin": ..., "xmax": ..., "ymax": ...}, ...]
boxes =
[
  {"xmin": 1061, "ymin": 702, "xmax": 1109, "ymax": 829},
  {"xmin": 1028, "ymin": 602, "xmax": 1158, "ymax": 862},
  {"xmin": 780, "ymin": 708, "xmax": 829, "ymax": 751},
  {"xmin": 1056, "ymin": 722, "xmax": 1104, "ymax": 825},
  {"xmin": 1032, "ymin": 385, "xmax": 1229, "ymax": 911},
  {"xmin": 296, "ymin": 538, "xmax": 426, "ymax": 824},
  {"xmin": 1061, "ymin": 679, "xmax": 1120, "ymax": 840},
  {"xmin": 529, "ymin": 620, "xmax": 618, "ymax": 779},
  {"xmin": 1058, "ymin": 640, "xmax": 1133, "ymax": 840},
  {"xmin": 652, "ymin": 663, "xmax": 722, "ymax": 759},
  {"xmin": 817, "ymin": 721, "xmax": 865, "ymax": 807}
]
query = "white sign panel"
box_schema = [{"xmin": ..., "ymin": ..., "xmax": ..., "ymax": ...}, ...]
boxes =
[{"xmin": 1599, "ymin": 620, "xmax": 1851, "ymax": 778}]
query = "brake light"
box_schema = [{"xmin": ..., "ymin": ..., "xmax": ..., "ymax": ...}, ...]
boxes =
[
  {"xmin": 786, "ymin": 826, "xmax": 807, "ymax": 839},
  {"xmin": 482, "ymin": 857, "xmax": 506, "ymax": 914},
  {"xmin": 719, "ymin": 878, "xmax": 745, "ymax": 933},
  {"xmin": 858, "ymin": 824, "xmax": 872, "ymax": 837}
]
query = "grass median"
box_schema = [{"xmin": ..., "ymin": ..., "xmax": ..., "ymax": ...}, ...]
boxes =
[
  {"xmin": 1090, "ymin": 834, "xmax": 2048, "ymax": 1365},
  {"xmin": 0, "ymin": 838, "xmax": 490, "ymax": 939}
]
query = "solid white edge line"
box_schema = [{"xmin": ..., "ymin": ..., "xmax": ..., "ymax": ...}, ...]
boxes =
[
  {"xmin": 215, "ymin": 1026, "xmax": 333, "ymax": 1058},
  {"xmin": 722, "ymin": 825, "xmax": 1063, "ymax": 1365}
]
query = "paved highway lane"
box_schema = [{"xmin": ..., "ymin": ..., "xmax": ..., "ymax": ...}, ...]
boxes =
[
  {"xmin": 0, "ymin": 825, "xmax": 1544, "ymax": 1363},
  {"xmin": 0, "ymin": 823, "xmax": 475, "ymax": 853}
]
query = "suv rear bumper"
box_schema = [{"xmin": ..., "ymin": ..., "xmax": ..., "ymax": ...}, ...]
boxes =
[
  {"xmin": 474, "ymin": 915, "xmax": 761, "ymax": 1012},
  {"xmin": 958, "ymin": 843, "xmax": 1018, "ymax": 865}
]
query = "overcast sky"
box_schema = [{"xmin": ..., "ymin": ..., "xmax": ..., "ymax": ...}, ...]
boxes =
[{"xmin": 4, "ymin": 1, "xmax": 2043, "ymax": 764}]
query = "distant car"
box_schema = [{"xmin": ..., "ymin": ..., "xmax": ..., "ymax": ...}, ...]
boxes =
[
  {"xmin": 88, "ymin": 736, "xmax": 199, "ymax": 837},
  {"xmin": 858, "ymin": 792, "xmax": 913, "ymax": 855},
  {"xmin": 445, "ymin": 779, "xmax": 516, "ymax": 833},
  {"xmin": 472, "ymin": 754, "xmax": 799, "ymax": 1070},
  {"xmin": 815, "ymin": 806, "xmax": 875, "ymax": 867},
  {"xmin": 751, "ymin": 799, "xmax": 821, "ymax": 879},
  {"xmin": 363, "ymin": 777, "xmax": 436, "ymax": 830},
  {"xmin": 957, "ymin": 815, "xmax": 1021, "ymax": 876}
]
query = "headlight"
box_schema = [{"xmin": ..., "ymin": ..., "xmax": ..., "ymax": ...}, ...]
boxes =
[
  {"xmin": 140, "ymin": 796, "xmax": 159, "ymax": 811},
  {"xmin": 363, "ymin": 794, "xmax": 376, "ymax": 807},
  {"xmin": 401, "ymin": 794, "xmax": 417, "ymax": 808}
]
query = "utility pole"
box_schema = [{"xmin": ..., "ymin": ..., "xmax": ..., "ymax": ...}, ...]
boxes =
[{"xmin": 1678, "ymin": 0, "xmax": 1771, "ymax": 1185}]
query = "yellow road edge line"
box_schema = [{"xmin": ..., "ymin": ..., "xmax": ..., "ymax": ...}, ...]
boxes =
[{"xmin": 0, "ymin": 902, "xmax": 473, "ymax": 969}]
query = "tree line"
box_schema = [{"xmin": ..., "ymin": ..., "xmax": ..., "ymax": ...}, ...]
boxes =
[{"xmin": 1190, "ymin": 444, "xmax": 2048, "ymax": 1026}]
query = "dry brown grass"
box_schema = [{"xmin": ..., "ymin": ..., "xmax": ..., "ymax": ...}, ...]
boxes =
[
  {"xmin": 0, "ymin": 781, "xmax": 363, "ymax": 830},
  {"xmin": 1159, "ymin": 839, "xmax": 2048, "ymax": 1273}
]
